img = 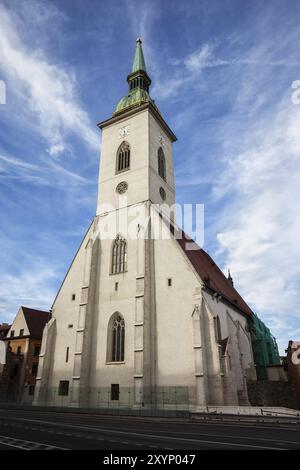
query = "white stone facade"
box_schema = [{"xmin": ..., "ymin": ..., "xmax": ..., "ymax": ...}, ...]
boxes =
[{"xmin": 34, "ymin": 84, "xmax": 256, "ymax": 410}]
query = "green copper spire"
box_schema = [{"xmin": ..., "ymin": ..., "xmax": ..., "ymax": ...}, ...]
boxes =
[
  {"xmin": 131, "ymin": 37, "xmax": 147, "ymax": 73},
  {"xmin": 113, "ymin": 38, "xmax": 160, "ymax": 116}
]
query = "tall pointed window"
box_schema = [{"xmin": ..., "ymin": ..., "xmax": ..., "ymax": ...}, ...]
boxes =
[
  {"xmin": 107, "ymin": 313, "xmax": 125, "ymax": 362},
  {"xmin": 214, "ymin": 316, "xmax": 222, "ymax": 342},
  {"xmin": 158, "ymin": 147, "xmax": 166, "ymax": 181},
  {"xmin": 111, "ymin": 235, "xmax": 127, "ymax": 274},
  {"xmin": 116, "ymin": 141, "xmax": 130, "ymax": 173}
]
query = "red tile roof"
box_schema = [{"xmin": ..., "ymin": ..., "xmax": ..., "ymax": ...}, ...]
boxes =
[
  {"xmin": 175, "ymin": 230, "xmax": 253, "ymax": 318},
  {"xmin": 21, "ymin": 307, "xmax": 49, "ymax": 337}
]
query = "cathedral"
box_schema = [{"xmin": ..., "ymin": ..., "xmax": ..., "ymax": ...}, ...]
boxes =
[{"xmin": 34, "ymin": 39, "xmax": 258, "ymax": 410}]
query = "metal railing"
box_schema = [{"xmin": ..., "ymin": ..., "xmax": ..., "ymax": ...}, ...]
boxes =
[{"xmin": 32, "ymin": 385, "xmax": 191, "ymax": 415}]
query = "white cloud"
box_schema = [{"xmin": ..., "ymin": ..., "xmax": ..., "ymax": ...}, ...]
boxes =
[
  {"xmin": 152, "ymin": 27, "xmax": 300, "ymax": 352},
  {"xmin": 0, "ymin": 153, "xmax": 90, "ymax": 186},
  {"xmin": 153, "ymin": 42, "xmax": 224, "ymax": 99},
  {"xmin": 0, "ymin": 3, "xmax": 98, "ymax": 153},
  {"xmin": 0, "ymin": 261, "xmax": 56, "ymax": 322},
  {"xmin": 184, "ymin": 43, "xmax": 223, "ymax": 71},
  {"xmin": 153, "ymin": 40, "xmax": 300, "ymax": 100},
  {"xmin": 214, "ymin": 88, "xmax": 300, "ymax": 352},
  {"xmin": 47, "ymin": 144, "xmax": 65, "ymax": 157},
  {"xmin": 47, "ymin": 160, "xmax": 90, "ymax": 184}
]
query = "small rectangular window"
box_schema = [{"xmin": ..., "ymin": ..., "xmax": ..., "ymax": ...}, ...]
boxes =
[
  {"xmin": 71, "ymin": 294, "xmax": 76, "ymax": 301},
  {"xmin": 111, "ymin": 384, "xmax": 119, "ymax": 401},
  {"xmin": 10, "ymin": 330, "xmax": 15, "ymax": 337},
  {"xmin": 168, "ymin": 278, "xmax": 172, "ymax": 286},
  {"xmin": 115, "ymin": 282, "xmax": 118, "ymax": 291},
  {"xmin": 31, "ymin": 363, "xmax": 38, "ymax": 376},
  {"xmin": 66, "ymin": 347, "xmax": 69, "ymax": 363},
  {"xmin": 17, "ymin": 346, "xmax": 22, "ymax": 355},
  {"xmin": 34, "ymin": 345, "xmax": 40, "ymax": 356},
  {"xmin": 19, "ymin": 329, "xmax": 24, "ymax": 337},
  {"xmin": 29, "ymin": 385, "xmax": 35, "ymax": 396},
  {"xmin": 58, "ymin": 381, "xmax": 69, "ymax": 396}
]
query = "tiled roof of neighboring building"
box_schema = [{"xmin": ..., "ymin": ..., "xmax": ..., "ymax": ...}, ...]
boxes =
[
  {"xmin": 21, "ymin": 307, "xmax": 49, "ymax": 338},
  {"xmin": 175, "ymin": 229, "xmax": 253, "ymax": 318},
  {"xmin": 0, "ymin": 323, "xmax": 11, "ymax": 332},
  {"xmin": 0, "ymin": 323, "xmax": 11, "ymax": 339}
]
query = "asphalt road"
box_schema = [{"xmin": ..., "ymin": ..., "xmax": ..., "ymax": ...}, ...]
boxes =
[{"xmin": 0, "ymin": 408, "xmax": 299, "ymax": 450}]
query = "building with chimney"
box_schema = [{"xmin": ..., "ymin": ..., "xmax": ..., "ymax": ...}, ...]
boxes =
[{"xmin": 1, "ymin": 307, "xmax": 49, "ymax": 403}]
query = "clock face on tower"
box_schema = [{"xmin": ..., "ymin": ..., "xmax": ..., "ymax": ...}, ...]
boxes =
[{"xmin": 119, "ymin": 126, "xmax": 130, "ymax": 138}]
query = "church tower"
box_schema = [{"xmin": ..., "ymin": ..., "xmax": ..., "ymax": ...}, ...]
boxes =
[
  {"xmin": 97, "ymin": 38, "xmax": 176, "ymax": 214},
  {"xmin": 34, "ymin": 39, "xmax": 256, "ymax": 410},
  {"xmin": 90, "ymin": 38, "xmax": 178, "ymax": 406}
]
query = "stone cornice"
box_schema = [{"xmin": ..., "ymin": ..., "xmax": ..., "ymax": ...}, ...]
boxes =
[{"xmin": 97, "ymin": 102, "xmax": 177, "ymax": 142}]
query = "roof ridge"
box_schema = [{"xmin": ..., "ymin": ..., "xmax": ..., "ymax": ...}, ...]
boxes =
[
  {"xmin": 21, "ymin": 306, "xmax": 49, "ymax": 337},
  {"xmin": 21, "ymin": 306, "xmax": 49, "ymax": 314}
]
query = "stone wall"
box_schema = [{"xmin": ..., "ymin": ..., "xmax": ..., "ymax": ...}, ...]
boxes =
[
  {"xmin": 247, "ymin": 380, "xmax": 299, "ymax": 410},
  {"xmin": 0, "ymin": 362, "xmax": 10, "ymax": 401}
]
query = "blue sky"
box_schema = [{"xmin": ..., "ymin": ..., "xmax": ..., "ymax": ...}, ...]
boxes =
[{"xmin": 0, "ymin": 0, "xmax": 300, "ymax": 353}]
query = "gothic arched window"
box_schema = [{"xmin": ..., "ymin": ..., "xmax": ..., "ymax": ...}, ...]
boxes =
[
  {"xmin": 116, "ymin": 141, "xmax": 130, "ymax": 173},
  {"xmin": 107, "ymin": 313, "xmax": 125, "ymax": 362},
  {"xmin": 111, "ymin": 235, "xmax": 127, "ymax": 274},
  {"xmin": 214, "ymin": 316, "xmax": 222, "ymax": 342},
  {"xmin": 158, "ymin": 147, "xmax": 166, "ymax": 181}
]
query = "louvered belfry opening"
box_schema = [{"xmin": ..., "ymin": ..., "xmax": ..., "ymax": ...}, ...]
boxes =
[
  {"xmin": 158, "ymin": 147, "xmax": 166, "ymax": 180},
  {"xmin": 117, "ymin": 141, "xmax": 130, "ymax": 173}
]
